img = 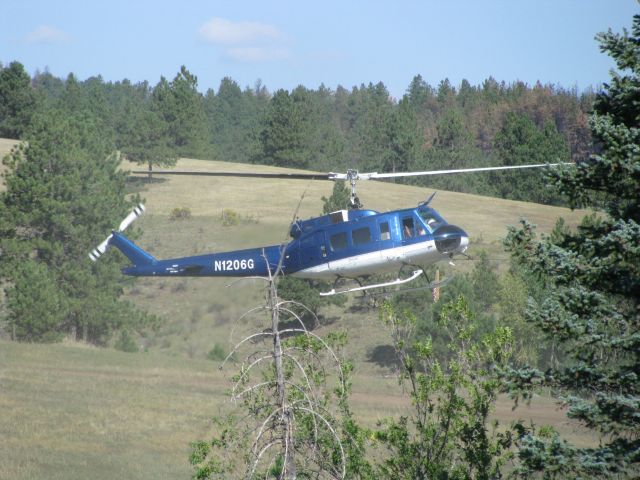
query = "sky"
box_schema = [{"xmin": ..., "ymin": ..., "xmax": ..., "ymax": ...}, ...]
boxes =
[{"xmin": 1, "ymin": 1, "xmax": 638, "ymax": 99}]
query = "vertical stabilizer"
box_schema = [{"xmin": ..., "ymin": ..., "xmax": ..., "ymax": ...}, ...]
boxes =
[{"xmin": 109, "ymin": 232, "xmax": 156, "ymax": 266}]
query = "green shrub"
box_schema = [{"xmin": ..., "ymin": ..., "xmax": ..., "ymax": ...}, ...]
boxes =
[
  {"xmin": 221, "ymin": 209, "xmax": 239, "ymax": 226},
  {"xmin": 115, "ymin": 330, "xmax": 139, "ymax": 353},
  {"xmin": 207, "ymin": 343, "xmax": 227, "ymax": 361},
  {"xmin": 170, "ymin": 207, "xmax": 192, "ymax": 220},
  {"xmin": 221, "ymin": 209, "xmax": 258, "ymax": 226}
]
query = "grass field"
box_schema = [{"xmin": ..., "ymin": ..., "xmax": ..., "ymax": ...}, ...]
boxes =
[
  {"xmin": 0, "ymin": 340, "xmax": 596, "ymax": 479},
  {"xmin": 1, "ymin": 146, "xmax": 596, "ymax": 478}
]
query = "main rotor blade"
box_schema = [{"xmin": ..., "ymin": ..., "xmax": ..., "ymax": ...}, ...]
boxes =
[
  {"xmin": 356, "ymin": 162, "xmax": 572, "ymax": 180},
  {"xmin": 131, "ymin": 170, "xmax": 335, "ymax": 181},
  {"xmin": 132, "ymin": 162, "xmax": 572, "ymax": 182}
]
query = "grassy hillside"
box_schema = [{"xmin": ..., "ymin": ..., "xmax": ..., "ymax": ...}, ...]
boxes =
[
  {"xmin": 0, "ymin": 340, "xmax": 596, "ymax": 480},
  {"xmin": 0, "ymin": 340, "xmax": 227, "ymax": 479}
]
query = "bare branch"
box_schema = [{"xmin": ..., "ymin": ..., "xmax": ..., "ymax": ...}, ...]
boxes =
[
  {"xmin": 232, "ymin": 359, "xmax": 274, "ymax": 398},
  {"xmin": 296, "ymin": 406, "xmax": 346, "ymax": 479},
  {"xmin": 223, "ymin": 331, "xmax": 274, "ymax": 368},
  {"xmin": 248, "ymin": 439, "xmax": 280, "ymax": 479},
  {"xmin": 278, "ymin": 328, "xmax": 346, "ymax": 394}
]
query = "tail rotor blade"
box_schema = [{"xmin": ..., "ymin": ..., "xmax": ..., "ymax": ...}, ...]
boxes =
[
  {"xmin": 89, "ymin": 203, "xmax": 146, "ymax": 262},
  {"xmin": 89, "ymin": 234, "xmax": 113, "ymax": 261},
  {"xmin": 118, "ymin": 204, "xmax": 145, "ymax": 232}
]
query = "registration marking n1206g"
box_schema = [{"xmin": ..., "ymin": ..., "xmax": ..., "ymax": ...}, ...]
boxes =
[{"xmin": 214, "ymin": 259, "xmax": 255, "ymax": 271}]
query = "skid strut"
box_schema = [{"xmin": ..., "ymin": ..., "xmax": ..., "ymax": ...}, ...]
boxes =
[{"xmin": 319, "ymin": 270, "xmax": 423, "ymax": 296}]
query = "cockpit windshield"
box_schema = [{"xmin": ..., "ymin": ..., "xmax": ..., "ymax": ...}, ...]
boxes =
[{"xmin": 417, "ymin": 207, "xmax": 446, "ymax": 233}]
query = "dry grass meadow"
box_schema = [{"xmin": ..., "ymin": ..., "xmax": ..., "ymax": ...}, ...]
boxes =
[{"xmin": 1, "ymin": 149, "xmax": 597, "ymax": 478}]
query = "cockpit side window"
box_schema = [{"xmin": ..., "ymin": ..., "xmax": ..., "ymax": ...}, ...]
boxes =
[{"xmin": 418, "ymin": 208, "xmax": 445, "ymax": 233}]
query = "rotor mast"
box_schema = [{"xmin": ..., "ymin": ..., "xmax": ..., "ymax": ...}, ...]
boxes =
[{"xmin": 346, "ymin": 169, "xmax": 362, "ymax": 209}]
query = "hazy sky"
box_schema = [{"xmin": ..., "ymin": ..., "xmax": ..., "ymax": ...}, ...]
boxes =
[{"xmin": 1, "ymin": 1, "xmax": 637, "ymax": 98}]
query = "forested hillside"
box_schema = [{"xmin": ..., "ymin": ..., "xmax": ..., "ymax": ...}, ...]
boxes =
[{"xmin": 1, "ymin": 62, "xmax": 593, "ymax": 205}]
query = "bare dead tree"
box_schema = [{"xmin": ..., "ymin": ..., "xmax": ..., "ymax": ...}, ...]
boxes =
[
  {"xmin": 190, "ymin": 185, "xmax": 349, "ymax": 479},
  {"xmin": 191, "ymin": 249, "xmax": 348, "ymax": 480}
]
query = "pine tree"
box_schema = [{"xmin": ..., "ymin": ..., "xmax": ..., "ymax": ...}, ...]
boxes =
[
  {"xmin": 0, "ymin": 107, "xmax": 157, "ymax": 344},
  {"xmin": 0, "ymin": 61, "xmax": 39, "ymax": 139},
  {"xmin": 503, "ymin": 13, "xmax": 640, "ymax": 478},
  {"xmin": 492, "ymin": 112, "xmax": 569, "ymax": 204},
  {"xmin": 152, "ymin": 66, "xmax": 209, "ymax": 159}
]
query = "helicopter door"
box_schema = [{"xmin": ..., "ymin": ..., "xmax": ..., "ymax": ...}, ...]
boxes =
[
  {"xmin": 380, "ymin": 218, "xmax": 402, "ymax": 265},
  {"xmin": 299, "ymin": 231, "xmax": 327, "ymax": 269}
]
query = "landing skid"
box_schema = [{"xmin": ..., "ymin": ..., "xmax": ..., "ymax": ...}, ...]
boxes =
[
  {"xmin": 366, "ymin": 275, "xmax": 453, "ymax": 297},
  {"xmin": 319, "ymin": 270, "xmax": 423, "ymax": 296}
]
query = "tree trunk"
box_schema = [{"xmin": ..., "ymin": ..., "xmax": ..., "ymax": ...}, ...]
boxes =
[{"xmin": 269, "ymin": 279, "xmax": 296, "ymax": 479}]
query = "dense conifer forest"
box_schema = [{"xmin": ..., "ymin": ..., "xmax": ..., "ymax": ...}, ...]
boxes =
[{"xmin": 1, "ymin": 61, "xmax": 594, "ymax": 205}]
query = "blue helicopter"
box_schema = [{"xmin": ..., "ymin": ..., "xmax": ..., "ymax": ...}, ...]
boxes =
[{"xmin": 89, "ymin": 164, "xmax": 563, "ymax": 295}]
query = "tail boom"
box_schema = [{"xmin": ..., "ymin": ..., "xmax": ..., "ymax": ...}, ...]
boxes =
[{"xmin": 120, "ymin": 244, "xmax": 283, "ymax": 277}]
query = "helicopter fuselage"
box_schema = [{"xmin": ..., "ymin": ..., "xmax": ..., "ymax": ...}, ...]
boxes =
[{"xmin": 110, "ymin": 205, "xmax": 469, "ymax": 281}]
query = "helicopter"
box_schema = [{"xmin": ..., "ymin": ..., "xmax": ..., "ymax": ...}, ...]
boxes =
[{"xmin": 89, "ymin": 164, "xmax": 566, "ymax": 295}]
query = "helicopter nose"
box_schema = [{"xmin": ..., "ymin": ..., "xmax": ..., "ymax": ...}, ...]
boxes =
[{"xmin": 433, "ymin": 225, "xmax": 469, "ymax": 254}]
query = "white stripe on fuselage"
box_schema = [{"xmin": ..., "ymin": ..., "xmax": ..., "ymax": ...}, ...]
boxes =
[{"xmin": 292, "ymin": 240, "xmax": 445, "ymax": 280}]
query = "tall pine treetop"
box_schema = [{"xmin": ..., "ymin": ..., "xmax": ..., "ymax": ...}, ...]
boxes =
[
  {"xmin": 504, "ymin": 11, "xmax": 640, "ymax": 478},
  {"xmin": 553, "ymin": 13, "xmax": 640, "ymax": 222}
]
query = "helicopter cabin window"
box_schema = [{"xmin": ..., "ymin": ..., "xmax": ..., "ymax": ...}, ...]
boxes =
[
  {"xmin": 352, "ymin": 226, "xmax": 371, "ymax": 246},
  {"xmin": 329, "ymin": 210, "xmax": 348, "ymax": 224},
  {"xmin": 329, "ymin": 232, "xmax": 348, "ymax": 251},
  {"xmin": 402, "ymin": 217, "xmax": 415, "ymax": 239},
  {"xmin": 379, "ymin": 222, "xmax": 390, "ymax": 241}
]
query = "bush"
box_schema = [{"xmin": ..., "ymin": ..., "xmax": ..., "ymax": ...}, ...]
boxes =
[
  {"xmin": 207, "ymin": 343, "xmax": 228, "ymax": 361},
  {"xmin": 221, "ymin": 208, "xmax": 239, "ymax": 226},
  {"xmin": 115, "ymin": 330, "xmax": 139, "ymax": 353},
  {"xmin": 221, "ymin": 208, "xmax": 258, "ymax": 226},
  {"xmin": 170, "ymin": 207, "xmax": 192, "ymax": 220}
]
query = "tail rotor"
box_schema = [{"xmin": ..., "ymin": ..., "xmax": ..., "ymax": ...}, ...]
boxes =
[{"xmin": 89, "ymin": 203, "xmax": 145, "ymax": 262}]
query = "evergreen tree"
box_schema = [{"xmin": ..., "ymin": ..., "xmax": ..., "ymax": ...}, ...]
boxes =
[
  {"xmin": 152, "ymin": 66, "xmax": 209, "ymax": 159},
  {"xmin": 5, "ymin": 260, "xmax": 66, "ymax": 342},
  {"xmin": 492, "ymin": 112, "xmax": 569, "ymax": 204},
  {"xmin": 205, "ymin": 77, "xmax": 268, "ymax": 164},
  {"xmin": 503, "ymin": 13, "xmax": 640, "ymax": 478},
  {"xmin": 383, "ymin": 97, "xmax": 419, "ymax": 173},
  {"xmin": 0, "ymin": 61, "xmax": 39, "ymax": 139},
  {"xmin": 120, "ymin": 103, "xmax": 177, "ymax": 172},
  {"xmin": 0, "ymin": 107, "xmax": 157, "ymax": 344},
  {"xmin": 257, "ymin": 88, "xmax": 315, "ymax": 168},
  {"xmin": 341, "ymin": 82, "xmax": 395, "ymax": 172},
  {"xmin": 31, "ymin": 68, "xmax": 65, "ymax": 106},
  {"xmin": 321, "ymin": 180, "xmax": 351, "ymax": 213}
]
